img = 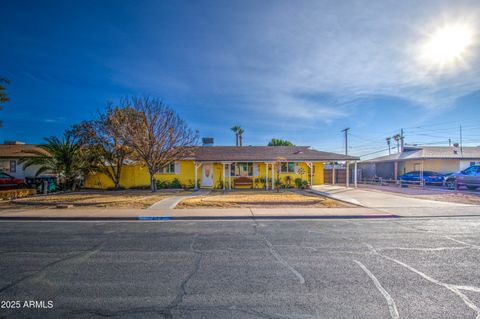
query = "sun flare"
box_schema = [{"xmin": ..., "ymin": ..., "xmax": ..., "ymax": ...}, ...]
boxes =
[{"xmin": 420, "ymin": 24, "xmax": 474, "ymax": 66}]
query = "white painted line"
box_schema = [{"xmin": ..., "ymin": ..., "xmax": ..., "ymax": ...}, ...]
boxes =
[
  {"xmin": 454, "ymin": 285, "xmax": 480, "ymax": 293},
  {"xmin": 263, "ymin": 237, "xmax": 305, "ymax": 284},
  {"xmin": 354, "ymin": 260, "xmax": 399, "ymax": 319},
  {"xmin": 445, "ymin": 236, "xmax": 480, "ymax": 249},
  {"xmin": 366, "ymin": 244, "xmax": 480, "ymax": 318},
  {"xmin": 377, "ymin": 246, "xmax": 468, "ymax": 252}
]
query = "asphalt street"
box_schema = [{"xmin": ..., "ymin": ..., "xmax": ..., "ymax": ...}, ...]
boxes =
[{"xmin": 1, "ymin": 218, "xmax": 480, "ymax": 318}]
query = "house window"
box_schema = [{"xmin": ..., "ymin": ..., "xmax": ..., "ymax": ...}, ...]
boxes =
[
  {"xmin": 10, "ymin": 160, "xmax": 16, "ymax": 173},
  {"xmin": 280, "ymin": 162, "xmax": 296, "ymax": 173},
  {"xmin": 231, "ymin": 163, "xmax": 253, "ymax": 177},
  {"xmin": 160, "ymin": 162, "xmax": 175, "ymax": 174},
  {"xmin": 0, "ymin": 160, "xmax": 14, "ymax": 173}
]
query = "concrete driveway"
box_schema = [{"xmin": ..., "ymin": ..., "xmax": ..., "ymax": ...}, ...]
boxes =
[{"xmin": 313, "ymin": 185, "xmax": 480, "ymax": 217}]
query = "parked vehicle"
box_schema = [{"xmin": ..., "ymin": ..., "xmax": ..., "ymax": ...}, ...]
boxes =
[
  {"xmin": 0, "ymin": 172, "xmax": 28, "ymax": 189},
  {"xmin": 444, "ymin": 165, "xmax": 480, "ymax": 190},
  {"xmin": 398, "ymin": 171, "xmax": 444, "ymax": 185}
]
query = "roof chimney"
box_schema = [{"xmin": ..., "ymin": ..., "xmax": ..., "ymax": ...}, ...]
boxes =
[
  {"xmin": 4, "ymin": 141, "xmax": 26, "ymax": 145},
  {"xmin": 202, "ymin": 137, "xmax": 214, "ymax": 147}
]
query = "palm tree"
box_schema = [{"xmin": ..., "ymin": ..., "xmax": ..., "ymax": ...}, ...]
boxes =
[
  {"xmin": 238, "ymin": 128, "xmax": 244, "ymax": 146},
  {"xmin": 268, "ymin": 138, "xmax": 294, "ymax": 146},
  {"xmin": 19, "ymin": 132, "xmax": 92, "ymax": 190},
  {"xmin": 230, "ymin": 125, "xmax": 241, "ymax": 146}
]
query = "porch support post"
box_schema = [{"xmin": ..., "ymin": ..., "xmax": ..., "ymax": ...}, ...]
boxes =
[
  {"xmin": 194, "ymin": 162, "xmax": 199, "ymax": 190},
  {"xmin": 306, "ymin": 161, "xmax": 313, "ymax": 189},
  {"xmin": 354, "ymin": 161, "xmax": 358, "ymax": 188},
  {"xmin": 271, "ymin": 163, "xmax": 275, "ymax": 190},
  {"xmin": 394, "ymin": 161, "xmax": 398, "ymax": 180},
  {"xmin": 222, "ymin": 162, "xmax": 226, "ymax": 190},
  {"xmin": 265, "ymin": 162, "xmax": 269, "ymax": 190},
  {"xmin": 421, "ymin": 160, "xmax": 424, "ymax": 188},
  {"xmin": 346, "ymin": 161, "xmax": 350, "ymax": 188},
  {"xmin": 229, "ymin": 162, "xmax": 232, "ymax": 190},
  {"xmin": 310, "ymin": 163, "xmax": 313, "ymax": 189},
  {"xmin": 332, "ymin": 163, "xmax": 336, "ymax": 185}
]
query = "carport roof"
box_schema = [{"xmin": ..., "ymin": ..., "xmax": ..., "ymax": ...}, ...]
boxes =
[
  {"xmin": 192, "ymin": 146, "xmax": 359, "ymax": 162},
  {"xmin": 361, "ymin": 146, "xmax": 480, "ymax": 163}
]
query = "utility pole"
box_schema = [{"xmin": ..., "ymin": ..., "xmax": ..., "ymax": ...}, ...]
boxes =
[
  {"xmin": 393, "ymin": 134, "xmax": 400, "ymax": 153},
  {"xmin": 341, "ymin": 128, "xmax": 350, "ymax": 155},
  {"xmin": 448, "ymin": 138, "xmax": 452, "ymax": 147},
  {"xmin": 386, "ymin": 137, "xmax": 391, "ymax": 155},
  {"xmin": 460, "ymin": 125, "xmax": 463, "ymax": 154},
  {"xmin": 400, "ymin": 128, "xmax": 404, "ymax": 152}
]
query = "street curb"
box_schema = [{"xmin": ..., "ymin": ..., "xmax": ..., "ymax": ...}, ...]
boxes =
[{"xmin": 0, "ymin": 214, "xmax": 399, "ymax": 221}]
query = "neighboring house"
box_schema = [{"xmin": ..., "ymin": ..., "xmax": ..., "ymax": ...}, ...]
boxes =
[
  {"xmin": 0, "ymin": 141, "xmax": 49, "ymax": 179},
  {"xmin": 359, "ymin": 146, "xmax": 480, "ymax": 180},
  {"xmin": 85, "ymin": 146, "xmax": 359, "ymax": 189}
]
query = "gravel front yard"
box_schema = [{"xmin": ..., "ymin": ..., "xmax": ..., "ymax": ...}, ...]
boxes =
[
  {"xmin": 10, "ymin": 190, "xmax": 189, "ymax": 209},
  {"xmin": 176, "ymin": 190, "xmax": 349, "ymax": 208}
]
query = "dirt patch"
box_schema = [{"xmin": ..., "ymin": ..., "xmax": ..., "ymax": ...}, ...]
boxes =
[
  {"xmin": 176, "ymin": 190, "xmax": 349, "ymax": 208},
  {"xmin": 11, "ymin": 190, "xmax": 189, "ymax": 209}
]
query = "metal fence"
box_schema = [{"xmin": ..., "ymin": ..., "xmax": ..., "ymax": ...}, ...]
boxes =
[{"xmin": 359, "ymin": 177, "xmax": 425, "ymax": 188}]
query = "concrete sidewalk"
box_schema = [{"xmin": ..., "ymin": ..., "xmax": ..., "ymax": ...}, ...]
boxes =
[
  {"xmin": 0, "ymin": 206, "xmax": 394, "ymax": 220},
  {"xmin": 312, "ymin": 185, "xmax": 480, "ymax": 217},
  {"xmin": 147, "ymin": 189, "xmax": 210, "ymax": 209}
]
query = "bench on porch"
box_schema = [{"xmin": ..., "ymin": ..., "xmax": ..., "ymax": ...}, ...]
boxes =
[{"xmin": 234, "ymin": 176, "xmax": 253, "ymax": 188}]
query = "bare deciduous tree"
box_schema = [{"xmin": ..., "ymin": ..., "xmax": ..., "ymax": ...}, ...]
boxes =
[
  {"xmin": 113, "ymin": 97, "xmax": 198, "ymax": 191},
  {"xmin": 73, "ymin": 105, "xmax": 132, "ymax": 190}
]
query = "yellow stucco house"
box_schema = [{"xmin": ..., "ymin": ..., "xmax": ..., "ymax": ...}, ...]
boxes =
[{"xmin": 85, "ymin": 146, "xmax": 359, "ymax": 190}]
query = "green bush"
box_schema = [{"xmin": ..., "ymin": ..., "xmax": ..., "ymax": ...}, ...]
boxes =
[
  {"xmin": 156, "ymin": 180, "xmax": 169, "ymax": 189},
  {"xmin": 215, "ymin": 180, "xmax": 224, "ymax": 189},
  {"xmin": 254, "ymin": 177, "xmax": 267, "ymax": 188},
  {"xmin": 156, "ymin": 178, "xmax": 183, "ymax": 189},
  {"xmin": 294, "ymin": 178, "xmax": 303, "ymax": 188},
  {"xmin": 301, "ymin": 180, "xmax": 310, "ymax": 189},
  {"xmin": 284, "ymin": 176, "xmax": 292, "ymax": 188},
  {"xmin": 170, "ymin": 178, "xmax": 182, "ymax": 189}
]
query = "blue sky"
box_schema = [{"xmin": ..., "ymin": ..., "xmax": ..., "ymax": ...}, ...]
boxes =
[{"xmin": 1, "ymin": 0, "xmax": 480, "ymax": 158}]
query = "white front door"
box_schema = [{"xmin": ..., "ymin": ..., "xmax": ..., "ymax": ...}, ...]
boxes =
[{"xmin": 202, "ymin": 163, "xmax": 213, "ymax": 187}]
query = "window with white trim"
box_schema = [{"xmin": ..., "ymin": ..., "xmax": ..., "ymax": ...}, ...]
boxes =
[
  {"xmin": 231, "ymin": 163, "xmax": 253, "ymax": 177},
  {"xmin": 0, "ymin": 160, "xmax": 16, "ymax": 173},
  {"xmin": 160, "ymin": 162, "xmax": 175, "ymax": 174},
  {"xmin": 280, "ymin": 162, "xmax": 295, "ymax": 173}
]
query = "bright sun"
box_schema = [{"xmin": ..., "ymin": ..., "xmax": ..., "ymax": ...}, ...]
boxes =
[{"xmin": 420, "ymin": 24, "xmax": 474, "ymax": 66}]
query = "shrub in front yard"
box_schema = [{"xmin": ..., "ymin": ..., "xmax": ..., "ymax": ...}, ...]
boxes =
[
  {"xmin": 301, "ymin": 180, "xmax": 309, "ymax": 189},
  {"xmin": 0, "ymin": 189, "xmax": 37, "ymax": 200},
  {"xmin": 156, "ymin": 178, "xmax": 183, "ymax": 189},
  {"xmin": 294, "ymin": 178, "xmax": 303, "ymax": 188},
  {"xmin": 284, "ymin": 176, "xmax": 293, "ymax": 188}
]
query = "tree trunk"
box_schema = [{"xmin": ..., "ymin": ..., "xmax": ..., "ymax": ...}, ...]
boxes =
[
  {"xmin": 239, "ymin": 134, "xmax": 243, "ymax": 146},
  {"xmin": 235, "ymin": 133, "xmax": 239, "ymax": 146},
  {"xmin": 149, "ymin": 172, "xmax": 157, "ymax": 192},
  {"xmin": 114, "ymin": 161, "xmax": 122, "ymax": 190}
]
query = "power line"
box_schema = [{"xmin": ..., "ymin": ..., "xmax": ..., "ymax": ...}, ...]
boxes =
[{"xmin": 359, "ymin": 148, "xmax": 391, "ymax": 158}]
